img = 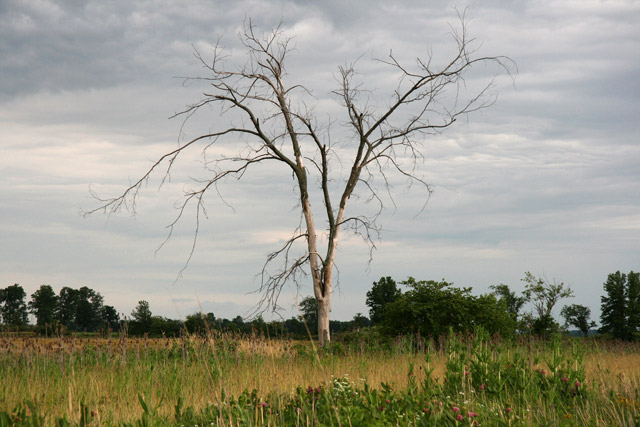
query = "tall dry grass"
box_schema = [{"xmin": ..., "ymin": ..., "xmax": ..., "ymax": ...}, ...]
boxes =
[{"xmin": 0, "ymin": 332, "xmax": 639, "ymax": 425}]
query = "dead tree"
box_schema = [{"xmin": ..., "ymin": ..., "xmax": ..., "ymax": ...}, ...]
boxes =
[{"xmin": 86, "ymin": 18, "xmax": 514, "ymax": 346}]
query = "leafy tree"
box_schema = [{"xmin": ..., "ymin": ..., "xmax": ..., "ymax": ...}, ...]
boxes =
[
  {"xmin": 57, "ymin": 287, "xmax": 79, "ymax": 327},
  {"xmin": 102, "ymin": 305, "xmax": 120, "ymax": 330},
  {"xmin": 490, "ymin": 283, "xmax": 525, "ymax": 322},
  {"xmin": 225, "ymin": 315, "xmax": 246, "ymax": 333},
  {"xmin": 299, "ymin": 296, "xmax": 318, "ymax": 334},
  {"xmin": 366, "ymin": 277, "xmax": 401, "ymax": 325},
  {"xmin": 351, "ymin": 313, "xmax": 370, "ymax": 330},
  {"xmin": 626, "ymin": 271, "xmax": 640, "ymax": 339},
  {"xmin": 129, "ymin": 300, "xmax": 153, "ymax": 335},
  {"xmin": 29, "ymin": 285, "xmax": 59, "ymax": 326},
  {"xmin": 600, "ymin": 271, "xmax": 628, "ymax": 339},
  {"xmin": 75, "ymin": 286, "xmax": 104, "ymax": 331},
  {"xmin": 382, "ymin": 278, "xmax": 515, "ymax": 339},
  {"xmin": 149, "ymin": 316, "xmax": 183, "ymax": 337},
  {"xmin": 0, "ymin": 284, "xmax": 29, "ymax": 326},
  {"xmin": 185, "ymin": 312, "xmax": 216, "ymax": 334},
  {"xmin": 561, "ymin": 304, "xmax": 596, "ymax": 337},
  {"xmin": 86, "ymin": 19, "xmax": 513, "ymax": 346},
  {"xmin": 521, "ymin": 272, "xmax": 574, "ymax": 337}
]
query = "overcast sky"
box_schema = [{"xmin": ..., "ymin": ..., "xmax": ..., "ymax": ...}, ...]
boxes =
[{"xmin": 1, "ymin": 0, "xmax": 639, "ymax": 323}]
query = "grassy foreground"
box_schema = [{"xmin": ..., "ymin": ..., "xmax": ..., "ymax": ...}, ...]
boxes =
[{"xmin": 1, "ymin": 330, "xmax": 639, "ymax": 426}]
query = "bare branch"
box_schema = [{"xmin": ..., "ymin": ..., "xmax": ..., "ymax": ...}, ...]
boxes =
[{"xmin": 85, "ymin": 16, "xmax": 514, "ymax": 346}]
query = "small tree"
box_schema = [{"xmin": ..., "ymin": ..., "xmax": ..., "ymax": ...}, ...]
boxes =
[
  {"xmin": 86, "ymin": 18, "xmax": 513, "ymax": 346},
  {"xmin": 298, "ymin": 296, "xmax": 318, "ymax": 335},
  {"xmin": 600, "ymin": 271, "xmax": 628, "ymax": 339},
  {"xmin": 490, "ymin": 283, "xmax": 525, "ymax": 322},
  {"xmin": 75, "ymin": 286, "xmax": 104, "ymax": 331},
  {"xmin": 185, "ymin": 312, "xmax": 216, "ymax": 334},
  {"xmin": 600, "ymin": 270, "xmax": 640, "ymax": 340},
  {"xmin": 382, "ymin": 278, "xmax": 515, "ymax": 339},
  {"xmin": 130, "ymin": 300, "xmax": 153, "ymax": 335},
  {"xmin": 0, "ymin": 284, "xmax": 29, "ymax": 326},
  {"xmin": 57, "ymin": 287, "xmax": 79, "ymax": 328},
  {"xmin": 366, "ymin": 277, "xmax": 402, "ymax": 325},
  {"xmin": 29, "ymin": 285, "xmax": 59, "ymax": 326},
  {"xmin": 351, "ymin": 313, "xmax": 370, "ymax": 330},
  {"xmin": 561, "ymin": 304, "xmax": 596, "ymax": 337},
  {"xmin": 626, "ymin": 271, "xmax": 640, "ymax": 339},
  {"xmin": 521, "ymin": 272, "xmax": 574, "ymax": 337},
  {"xmin": 102, "ymin": 305, "xmax": 120, "ymax": 331}
]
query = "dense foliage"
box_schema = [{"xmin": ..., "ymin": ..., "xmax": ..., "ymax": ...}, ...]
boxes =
[
  {"xmin": 379, "ymin": 278, "xmax": 516, "ymax": 339},
  {"xmin": 600, "ymin": 270, "xmax": 640, "ymax": 340}
]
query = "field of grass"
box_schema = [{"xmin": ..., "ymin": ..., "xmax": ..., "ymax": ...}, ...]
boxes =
[{"xmin": 1, "ymin": 329, "xmax": 639, "ymax": 426}]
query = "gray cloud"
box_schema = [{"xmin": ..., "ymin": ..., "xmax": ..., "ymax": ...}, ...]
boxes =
[{"xmin": 1, "ymin": 0, "xmax": 639, "ymax": 322}]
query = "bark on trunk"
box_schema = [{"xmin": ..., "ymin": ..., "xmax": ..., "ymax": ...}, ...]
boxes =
[{"xmin": 317, "ymin": 292, "xmax": 331, "ymax": 346}]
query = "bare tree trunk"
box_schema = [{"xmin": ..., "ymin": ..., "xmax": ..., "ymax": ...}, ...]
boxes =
[{"xmin": 317, "ymin": 290, "xmax": 331, "ymax": 346}]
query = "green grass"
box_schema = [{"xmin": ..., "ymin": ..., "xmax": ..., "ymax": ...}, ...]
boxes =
[{"xmin": 0, "ymin": 330, "xmax": 639, "ymax": 425}]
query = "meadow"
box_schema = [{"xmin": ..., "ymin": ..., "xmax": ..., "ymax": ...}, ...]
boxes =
[{"xmin": 1, "ymin": 329, "xmax": 639, "ymax": 426}]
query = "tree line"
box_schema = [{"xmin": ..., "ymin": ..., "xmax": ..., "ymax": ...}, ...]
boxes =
[
  {"xmin": 364, "ymin": 270, "xmax": 640, "ymax": 340},
  {"xmin": 1, "ymin": 269, "xmax": 638, "ymax": 340},
  {"xmin": 0, "ymin": 284, "xmax": 118, "ymax": 333},
  {"xmin": 0, "ymin": 284, "xmax": 365, "ymax": 337}
]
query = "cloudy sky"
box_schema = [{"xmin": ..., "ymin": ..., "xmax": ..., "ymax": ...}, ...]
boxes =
[{"xmin": 1, "ymin": 0, "xmax": 638, "ymax": 324}]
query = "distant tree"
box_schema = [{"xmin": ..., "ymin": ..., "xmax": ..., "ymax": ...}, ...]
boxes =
[
  {"xmin": 470, "ymin": 293, "xmax": 518, "ymax": 338},
  {"xmin": 382, "ymin": 278, "xmax": 515, "ymax": 338},
  {"xmin": 29, "ymin": 285, "xmax": 59, "ymax": 326},
  {"xmin": 75, "ymin": 286, "xmax": 104, "ymax": 331},
  {"xmin": 185, "ymin": 312, "xmax": 216, "ymax": 334},
  {"xmin": 102, "ymin": 305, "xmax": 120, "ymax": 330},
  {"xmin": 149, "ymin": 316, "xmax": 183, "ymax": 337},
  {"xmin": 229, "ymin": 315, "xmax": 245, "ymax": 333},
  {"xmin": 131, "ymin": 300, "xmax": 152, "ymax": 323},
  {"xmin": 351, "ymin": 313, "xmax": 370, "ymax": 330},
  {"xmin": 129, "ymin": 300, "xmax": 153, "ymax": 335},
  {"xmin": 366, "ymin": 277, "xmax": 402, "ymax": 325},
  {"xmin": 0, "ymin": 284, "xmax": 29, "ymax": 326},
  {"xmin": 57, "ymin": 287, "xmax": 79, "ymax": 328},
  {"xmin": 521, "ymin": 272, "xmax": 574, "ymax": 337},
  {"xmin": 490, "ymin": 283, "xmax": 526, "ymax": 322},
  {"xmin": 299, "ymin": 296, "xmax": 318, "ymax": 334},
  {"xmin": 600, "ymin": 271, "xmax": 628, "ymax": 339},
  {"xmin": 626, "ymin": 271, "xmax": 640, "ymax": 339},
  {"xmin": 283, "ymin": 317, "xmax": 305, "ymax": 335},
  {"xmin": 561, "ymin": 304, "xmax": 596, "ymax": 337}
]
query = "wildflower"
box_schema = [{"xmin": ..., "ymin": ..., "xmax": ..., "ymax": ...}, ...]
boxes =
[
  {"xmin": 505, "ymin": 407, "xmax": 512, "ymax": 414},
  {"xmin": 479, "ymin": 383, "xmax": 486, "ymax": 391},
  {"xmin": 385, "ymin": 399, "xmax": 390, "ymax": 404},
  {"xmin": 456, "ymin": 414, "xmax": 464, "ymax": 421},
  {"xmin": 561, "ymin": 377, "xmax": 568, "ymax": 383},
  {"xmin": 541, "ymin": 369, "xmax": 547, "ymax": 375},
  {"xmin": 261, "ymin": 402, "xmax": 268, "ymax": 408},
  {"xmin": 378, "ymin": 406, "xmax": 384, "ymax": 412},
  {"xmin": 575, "ymin": 381, "xmax": 582, "ymax": 388},
  {"xmin": 467, "ymin": 411, "xmax": 478, "ymax": 417},
  {"xmin": 438, "ymin": 401, "xmax": 443, "ymax": 407},
  {"xmin": 464, "ymin": 371, "xmax": 470, "ymax": 376},
  {"xmin": 453, "ymin": 406, "xmax": 460, "ymax": 413}
]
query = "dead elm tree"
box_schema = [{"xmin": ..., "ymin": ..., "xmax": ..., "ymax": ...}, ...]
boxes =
[{"xmin": 86, "ymin": 18, "xmax": 514, "ymax": 346}]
